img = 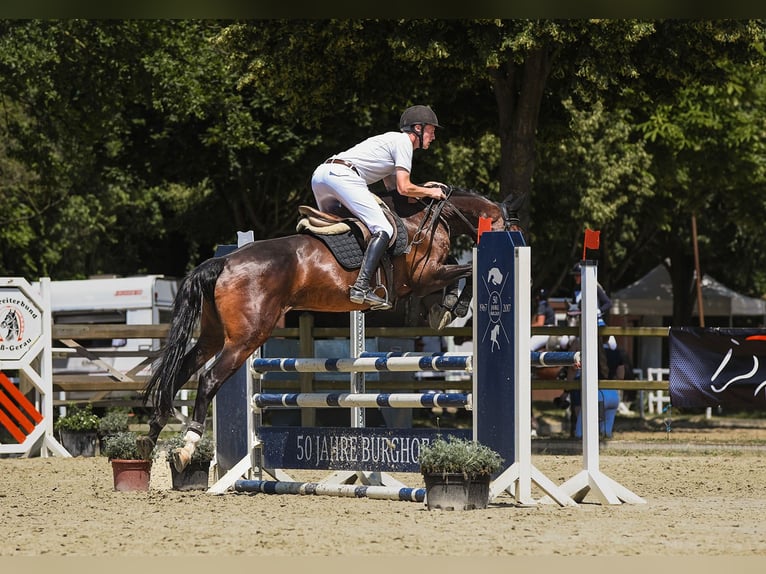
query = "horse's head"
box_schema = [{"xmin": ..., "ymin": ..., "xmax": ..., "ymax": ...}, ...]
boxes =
[{"xmin": 440, "ymin": 187, "xmax": 525, "ymax": 239}]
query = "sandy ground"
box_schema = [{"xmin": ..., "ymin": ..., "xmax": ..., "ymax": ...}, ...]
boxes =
[{"xmin": 2, "ymin": 419, "xmax": 766, "ymax": 562}]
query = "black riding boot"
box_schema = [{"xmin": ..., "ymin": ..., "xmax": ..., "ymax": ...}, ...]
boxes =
[{"xmin": 350, "ymin": 230, "xmax": 391, "ymax": 310}]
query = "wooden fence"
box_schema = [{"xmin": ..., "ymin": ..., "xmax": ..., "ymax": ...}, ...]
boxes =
[{"xmin": 49, "ymin": 321, "xmax": 670, "ymax": 408}]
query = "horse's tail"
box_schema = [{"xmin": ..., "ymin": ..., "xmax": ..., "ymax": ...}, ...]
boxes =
[{"xmin": 143, "ymin": 256, "xmax": 226, "ymax": 418}]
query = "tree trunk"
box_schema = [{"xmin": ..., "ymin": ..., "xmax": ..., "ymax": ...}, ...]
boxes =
[
  {"xmin": 667, "ymin": 241, "xmax": 697, "ymax": 326},
  {"xmin": 492, "ymin": 47, "xmax": 552, "ymax": 232}
]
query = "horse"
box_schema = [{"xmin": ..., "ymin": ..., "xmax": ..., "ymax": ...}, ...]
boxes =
[{"xmin": 139, "ymin": 186, "xmax": 521, "ymax": 470}]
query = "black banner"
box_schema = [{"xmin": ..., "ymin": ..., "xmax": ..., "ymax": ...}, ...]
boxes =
[
  {"xmin": 669, "ymin": 327, "xmax": 766, "ymax": 410},
  {"xmin": 259, "ymin": 427, "xmax": 470, "ymax": 473}
]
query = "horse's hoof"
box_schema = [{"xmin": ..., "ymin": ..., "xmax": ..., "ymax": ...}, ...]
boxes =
[
  {"xmin": 443, "ymin": 293, "xmax": 459, "ymax": 310},
  {"xmin": 136, "ymin": 436, "xmax": 155, "ymax": 460},
  {"xmin": 171, "ymin": 447, "xmax": 190, "ymax": 473},
  {"xmin": 453, "ymin": 301, "xmax": 470, "ymax": 318},
  {"xmin": 428, "ymin": 303, "xmax": 453, "ymax": 330}
]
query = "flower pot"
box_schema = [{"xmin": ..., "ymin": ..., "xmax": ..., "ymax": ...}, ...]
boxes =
[
  {"xmin": 111, "ymin": 459, "xmax": 152, "ymax": 491},
  {"xmin": 60, "ymin": 430, "xmax": 99, "ymax": 457},
  {"xmin": 423, "ymin": 472, "xmax": 491, "ymax": 511},
  {"xmin": 169, "ymin": 460, "xmax": 211, "ymax": 491}
]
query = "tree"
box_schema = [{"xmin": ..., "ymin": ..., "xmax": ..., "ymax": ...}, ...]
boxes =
[{"xmin": 1, "ymin": 18, "xmax": 765, "ymax": 327}]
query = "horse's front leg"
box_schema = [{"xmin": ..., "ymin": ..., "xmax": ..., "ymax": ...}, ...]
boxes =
[
  {"xmin": 413, "ymin": 262, "xmax": 474, "ymax": 330},
  {"xmin": 412, "ymin": 262, "xmax": 473, "ymax": 297}
]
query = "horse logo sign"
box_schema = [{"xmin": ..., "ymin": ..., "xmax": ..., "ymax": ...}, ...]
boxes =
[
  {"xmin": 480, "ymin": 265, "xmax": 511, "ymax": 353},
  {"xmin": 0, "ymin": 288, "xmax": 43, "ymax": 361}
]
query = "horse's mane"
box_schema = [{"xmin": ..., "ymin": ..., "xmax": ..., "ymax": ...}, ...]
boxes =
[{"xmin": 386, "ymin": 186, "xmax": 489, "ymax": 217}]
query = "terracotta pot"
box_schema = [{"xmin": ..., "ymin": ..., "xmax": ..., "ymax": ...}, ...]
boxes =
[
  {"xmin": 169, "ymin": 461, "xmax": 211, "ymax": 491},
  {"xmin": 111, "ymin": 459, "xmax": 152, "ymax": 491},
  {"xmin": 423, "ymin": 472, "xmax": 491, "ymax": 511}
]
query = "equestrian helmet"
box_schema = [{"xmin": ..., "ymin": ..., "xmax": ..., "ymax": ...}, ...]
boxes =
[
  {"xmin": 570, "ymin": 262, "xmax": 582, "ymax": 275},
  {"xmin": 400, "ymin": 105, "xmax": 442, "ymax": 132}
]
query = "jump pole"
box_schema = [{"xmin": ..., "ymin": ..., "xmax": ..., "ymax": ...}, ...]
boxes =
[
  {"xmin": 474, "ymin": 230, "xmax": 576, "ymax": 507},
  {"xmin": 545, "ymin": 260, "xmax": 645, "ymax": 505}
]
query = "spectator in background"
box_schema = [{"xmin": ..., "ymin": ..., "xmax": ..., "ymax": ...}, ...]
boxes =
[
  {"xmin": 530, "ymin": 288, "xmax": 557, "ymax": 352},
  {"xmin": 604, "ymin": 335, "xmax": 637, "ymax": 414},
  {"xmin": 570, "ymin": 261, "xmax": 612, "ymax": 326}
]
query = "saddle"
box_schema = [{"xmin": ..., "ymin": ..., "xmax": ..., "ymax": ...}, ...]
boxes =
[{"xmin": 296, "ymin": 198, "xmax": 408, "ymax": 270}]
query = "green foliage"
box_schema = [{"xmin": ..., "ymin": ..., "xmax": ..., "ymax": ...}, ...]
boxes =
[
  {"xmin": 98, "ymin": 408, "xmax": 130, "ymax": 436},
  {"xmin": 418, "ymin": 436, "xmax": 503, "ymax": 478},
  {"xmin": 163, "ymin": 434, "xmax": 215, "ymax": 463},
  {"xmin": 1, "ymin": 19, "xmax": 766, "ymax": 316},
  {"xmin": 102, "ymin": 431, "xmax": 153, "ymax": 461},
  {"xmin": 54, "ymin": 404, "xmax": 100, "ymax": 432}
]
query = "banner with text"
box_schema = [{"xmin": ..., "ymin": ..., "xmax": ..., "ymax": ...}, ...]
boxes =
[{"xmin": 259, "ymin": 427, "xmax": 470, "ymax": 473}]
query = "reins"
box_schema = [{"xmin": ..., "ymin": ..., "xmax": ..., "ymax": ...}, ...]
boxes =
[{"xmin": 407, "ymin": 186, "xmax": 525, "ymax": 253}]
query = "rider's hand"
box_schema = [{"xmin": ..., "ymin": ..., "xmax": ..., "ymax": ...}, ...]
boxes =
[{"xmin": 423, "ymin": 181, "xmax": 447, "ymax": 200}]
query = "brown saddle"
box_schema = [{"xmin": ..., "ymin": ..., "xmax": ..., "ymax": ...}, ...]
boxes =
[{"xmin": 296, "ymin": 197, "xmax": 400, "ymax": 248}]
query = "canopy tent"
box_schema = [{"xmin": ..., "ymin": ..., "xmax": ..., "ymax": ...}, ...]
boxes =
[{"xmin": 611, "ymin": 264, "xmax": 766, "ymax": 320}]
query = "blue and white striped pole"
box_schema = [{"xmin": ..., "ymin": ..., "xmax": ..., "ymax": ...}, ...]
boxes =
[{"xmin": 252, "ymin": 392, "xmax": 472, "ymax": 410}]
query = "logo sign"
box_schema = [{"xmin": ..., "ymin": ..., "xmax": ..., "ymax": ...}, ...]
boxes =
[
  {"xmin": 0, "ymin": 288, "xmax": 43, "ymax": 360},
  {"xmin": 475, "ymin": 231, "xmax": 525, "ymax": 468}
]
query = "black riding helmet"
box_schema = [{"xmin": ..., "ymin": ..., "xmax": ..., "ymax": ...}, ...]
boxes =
[{"xmin": 400, "ymin": 105, "xmax": 441, "ymax": 149}]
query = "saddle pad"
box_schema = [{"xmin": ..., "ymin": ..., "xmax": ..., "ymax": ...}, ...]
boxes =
[
  {"xmin": 305, "ymin": 229, "xmax": 364, "ymax": 270},
  {"xmin": 299, "ymin": 210, "xmax": 409, "ymax": 271}
]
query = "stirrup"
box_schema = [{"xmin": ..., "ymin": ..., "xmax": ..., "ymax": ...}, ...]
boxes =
[{"xmin": 349, "ymin": 286, "xmax": 391, "ymax": 310}]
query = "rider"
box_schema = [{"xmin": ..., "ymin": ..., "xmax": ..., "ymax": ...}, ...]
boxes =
[{"xmin": 310, "ymin": 105, "xmax": 447, "ymax": 310}]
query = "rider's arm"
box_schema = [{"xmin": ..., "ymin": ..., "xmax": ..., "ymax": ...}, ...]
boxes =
[
  {"xmin": 390, "ymin": 167, "xmax": 445, "ymax": 201},
  {"xmin": 597, "ymin": 285, "xmax": 612, "ymax": 316}
]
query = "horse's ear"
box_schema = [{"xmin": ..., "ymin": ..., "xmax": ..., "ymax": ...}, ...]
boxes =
[{"xmin": 500, "ymin": 201, "xmax": 522, "ymax": 230}]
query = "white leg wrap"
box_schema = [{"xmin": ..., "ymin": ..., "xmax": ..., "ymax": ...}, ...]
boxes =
[{"xmin": 183, "ymin": 430, "xmax": 201, "ymax": 444}]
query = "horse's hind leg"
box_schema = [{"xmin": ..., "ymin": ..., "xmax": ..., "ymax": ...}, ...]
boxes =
[
  {"xmin": 171, "ymin": 339, "xmax": 265, "ymax": 472},
  {"xmin": 138, "ymin": 343, "xmax": 216, "ymax": 460}
]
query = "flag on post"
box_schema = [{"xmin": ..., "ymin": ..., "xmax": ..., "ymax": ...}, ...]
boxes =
[
  {"xmin": 477, "ymin": 217, "xmax": 492, "ymax": 243},
  {"xmin": 582, "ymin": 228, "xmax": 600, "ymax": 260}
]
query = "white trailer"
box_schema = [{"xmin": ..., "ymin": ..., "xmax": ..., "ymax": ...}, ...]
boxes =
[
  {"xmin": 40, "ymin": 275, "xmax": 178, "ymax": 376},
  {"xmin": 30, "ymin": 275, "xmax": 180, "ymax": 412}
]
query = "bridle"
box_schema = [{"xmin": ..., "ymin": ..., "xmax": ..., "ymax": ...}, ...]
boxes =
[{"xmin": 411, "ymin": 186, "xmax": 525, "ymax": 246}]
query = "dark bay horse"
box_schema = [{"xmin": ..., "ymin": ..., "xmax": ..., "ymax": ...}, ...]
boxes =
[{"xmin": 140, "ymin": 187, "xmax": 519, "ymax": 470}]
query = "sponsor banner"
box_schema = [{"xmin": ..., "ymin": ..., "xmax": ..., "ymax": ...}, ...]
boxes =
[
  {"xmin": 669, "ymin": 327, "xmax": 766, "ymax": 410},
  {"xmin": 259, "ymin": 426, "xmax": 470, "ymax": 473},
  {"xmin": 475, "ymin": 231, "xmax": 524, "ymax": 468}
]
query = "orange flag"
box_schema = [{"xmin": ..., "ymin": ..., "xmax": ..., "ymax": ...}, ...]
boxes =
[
  {"xmin": 582, "ymin": 229, "xmax": 600, "ymax": 260},
  {"xmin": 477, "ymin": 217, "xmax": 492, "ymax": 243}
]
